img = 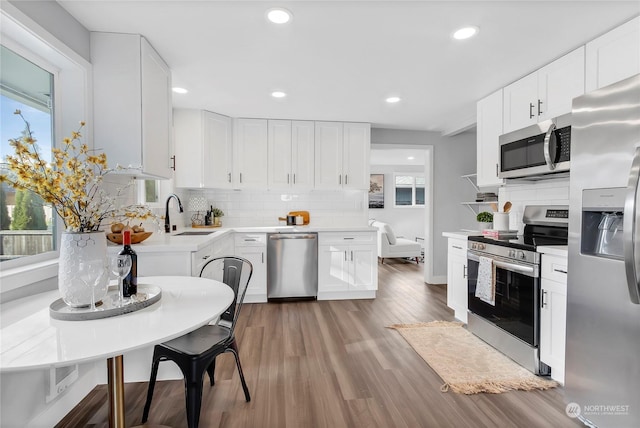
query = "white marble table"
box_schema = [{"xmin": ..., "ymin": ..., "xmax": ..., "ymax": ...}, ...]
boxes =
[{"xmin": 0, "ymin": 276, "xmax": 234, "ymax": 427}]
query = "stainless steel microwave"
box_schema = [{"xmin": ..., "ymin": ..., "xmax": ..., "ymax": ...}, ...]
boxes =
[{"xmin": 498, "ymin": 113, "xmax": 571, "ymax": 179}]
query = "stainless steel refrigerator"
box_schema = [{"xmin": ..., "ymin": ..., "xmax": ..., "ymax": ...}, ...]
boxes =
[{"xmin": 567, "ymin": 73, "xmax": 640, "ymax": 428}]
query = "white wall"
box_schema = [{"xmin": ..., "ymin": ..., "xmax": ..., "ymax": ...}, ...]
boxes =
[
  {"xmin": 180, "ymin": 189, "xmax": 368, "ymax": 228},
  {"xmin": 368, "ymin": 164, "xmax": 425, "ymax": 241},
  {"xmin": 498, "ymin": 178, "xmax": 570, "ymax": 232}
]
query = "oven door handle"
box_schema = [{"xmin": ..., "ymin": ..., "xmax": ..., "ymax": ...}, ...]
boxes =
[{"xmin": 467, "ymin": 252, "xmax": 538, "ymax": 278}]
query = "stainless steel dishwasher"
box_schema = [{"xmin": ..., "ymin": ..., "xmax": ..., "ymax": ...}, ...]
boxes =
[{"xmin": 267, "ymin": 232, "xmax": 318, "ymax": 300}]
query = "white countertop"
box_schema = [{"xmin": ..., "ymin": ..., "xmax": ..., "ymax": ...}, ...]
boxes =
[
  {"xmin": 108, "ymin": 225, "xmax": 376, "ymax": 253},
  {"xmin": 537, "ymin": 245, "xmax": 568, "ymax": 257},
  {"xmin": 442, "ymin": 230, "xmax": 481, "ymax": 240},
  {"xmin": 0, "ymin": 276, "xmax": 233, "ymax": 372}
]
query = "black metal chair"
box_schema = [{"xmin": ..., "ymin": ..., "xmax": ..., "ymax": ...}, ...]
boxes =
[{"xmin": 141, "ymin": 256, "xmax": 253, "ymax": 428}]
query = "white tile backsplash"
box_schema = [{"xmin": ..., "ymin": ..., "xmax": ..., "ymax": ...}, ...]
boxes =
[
  {"xmin": 182, "ymin": 189, "xmax": 368, "ymax": 227},
  {"xmin": 498, "ymin": 177, "xmax": 570, "ymax": 232}
]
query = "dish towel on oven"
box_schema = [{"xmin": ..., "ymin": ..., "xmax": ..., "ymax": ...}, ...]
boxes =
[{"xmin": 475, "ymin": 256, "xmax": 496, "ymax": 306}]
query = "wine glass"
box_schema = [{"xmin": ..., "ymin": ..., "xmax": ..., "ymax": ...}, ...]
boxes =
[
  {"xmin": 80, "ymin": 259, "xmax": 107, "ymax": 311},
  {"xmin": 110, "ymin": 255, "xmax": 132, "ymax": 307}
]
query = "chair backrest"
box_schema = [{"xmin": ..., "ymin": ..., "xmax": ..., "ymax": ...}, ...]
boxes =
[{"xmin": 199, "ymin": 256, "xmax": 253, "ymax": 335}]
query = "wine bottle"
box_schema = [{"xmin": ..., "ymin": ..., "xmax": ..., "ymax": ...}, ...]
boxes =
[{"xmin": 119, "ymin": 229, "xmax": 137, "ymax": 297}]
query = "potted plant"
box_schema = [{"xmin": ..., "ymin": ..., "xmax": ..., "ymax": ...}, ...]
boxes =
[
  {"xmin": 211, "ymin": 207, "xmax": 224, "ymax": 226},
  {"xmin": 476, "ymin": 211, "xmax": 494, "ymax": 231}
]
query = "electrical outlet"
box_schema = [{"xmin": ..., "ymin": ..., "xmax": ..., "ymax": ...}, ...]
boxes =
[{"xmin": 45, "ymin": 365, "xmax": 78, "ymax": 403}]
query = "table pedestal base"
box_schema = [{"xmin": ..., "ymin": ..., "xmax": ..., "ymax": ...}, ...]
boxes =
[{"xmin": 107, "ymin": 356, "xmax": 125, "ymax": 428}]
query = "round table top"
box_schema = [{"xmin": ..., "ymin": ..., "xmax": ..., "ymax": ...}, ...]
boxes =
[{"xmin": 0, "ymin": 276, "xmax": 234, "ymax": 372}]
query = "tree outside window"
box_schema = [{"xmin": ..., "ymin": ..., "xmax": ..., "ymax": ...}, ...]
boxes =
[{"xmin": 0, "ymin": 45, "xmax": 55, "ymax": 261}]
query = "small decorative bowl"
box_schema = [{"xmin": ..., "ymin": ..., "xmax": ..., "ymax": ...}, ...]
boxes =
[{"xmin": 106, "ymin": 231, "xmax": 153, "ymax": 245}]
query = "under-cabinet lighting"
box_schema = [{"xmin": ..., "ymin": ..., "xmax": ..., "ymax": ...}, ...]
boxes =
[{"xmin": 172, "ymin": 87, "xmax": 188, "ymax": 94}]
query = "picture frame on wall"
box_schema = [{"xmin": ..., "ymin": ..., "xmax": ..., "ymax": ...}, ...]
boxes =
[{"xmin": 369, "ymin": 174, "xmax": 384, "ymax": 208}]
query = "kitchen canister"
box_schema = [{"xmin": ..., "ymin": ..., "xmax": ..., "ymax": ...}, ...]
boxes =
[{"xmin": 493, "ymin": 212, "xmax": 510, "ymax": 231}]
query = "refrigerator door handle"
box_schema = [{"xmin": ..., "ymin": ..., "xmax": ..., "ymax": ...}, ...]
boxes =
[
  {"xmin": 543, "ymin": 123, "xmax": 557, "ymax": 170},
  {"xmin": 623, "ymin": 145, "xmax": 640, "ymax": 304}
]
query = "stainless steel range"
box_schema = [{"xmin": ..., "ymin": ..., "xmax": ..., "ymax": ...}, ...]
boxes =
[{"xmin": 466, "ymin": 205, "xmax": 568, "ymax": 375}]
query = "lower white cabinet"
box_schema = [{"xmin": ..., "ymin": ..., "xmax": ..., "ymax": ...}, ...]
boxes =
[
  {"xmin": 234, "ymin": 232, "xmax": 267, "ymax": 303},
  {"xmin": 318, "ymin": 232, "xmax": 377, "ymax": 300},
  {"xmin": 540, "ymin": 253, "xmax": 568, "ymax": 384},
  {"xmin": 446, "ymin": 237, "xmax": 468, "ymax": 323}
]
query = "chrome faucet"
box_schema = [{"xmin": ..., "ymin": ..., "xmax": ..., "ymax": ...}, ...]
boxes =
[{"xmin": 164, "ymin": 193, "xmax": 184, "ymax": 233}]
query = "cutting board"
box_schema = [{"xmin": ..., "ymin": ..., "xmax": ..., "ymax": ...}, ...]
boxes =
[{"xmin": 288, "ymin": 210, "xmax": 310, "ymax": 225}]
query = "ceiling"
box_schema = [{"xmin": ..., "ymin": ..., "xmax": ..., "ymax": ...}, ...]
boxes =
[{"xmin": 58, "ymin": 1, "xmax": 639, "ymax": 134}]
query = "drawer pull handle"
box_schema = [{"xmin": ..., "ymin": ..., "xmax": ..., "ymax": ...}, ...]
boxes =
[
  {"xmin": 553, "ymin": 268, "xmax": 567, "ymax": 274},
  {"xmin": 244, "ymin": 238, "xmax": 257, "ymax": 242},
  {"xmin": 452, "ymin": 245, "xmax": 463, "ymax": 250},
  {"xmin": 344, "ymin": 237, "xmax": 355, "ymax": 240}
]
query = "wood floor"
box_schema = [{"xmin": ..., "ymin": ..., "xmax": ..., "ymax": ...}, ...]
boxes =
[{"xmin": 56, "ymin": 260, "xmax": 582, "ymax": 428}]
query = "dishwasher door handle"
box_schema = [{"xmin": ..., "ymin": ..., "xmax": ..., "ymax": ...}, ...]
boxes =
[{"xmin": 269, "ymin": 234, "xmax": 317, "ymax": 240}]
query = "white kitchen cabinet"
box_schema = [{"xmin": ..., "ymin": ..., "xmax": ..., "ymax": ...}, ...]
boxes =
[
  {"xmin": 318, "ymin": 232, "xmax": 377, "ymax": 300},
  {"xmin": 267, "ymin": 120, "xmax": 315, "ymax": 190},
  {"xmin": 234, "ymin": 233, "xmax": 267, "ymax": 303},
  {"xmin": 503, "ymin": 47, "xmax": 584, "ymax": 133},
  {"xmin": 314, "ymin": 122, "xmax": 370, "ymax": 190},
  {"xmin": 233, "ymin": 119, "xmax": 268, "ymax": 189},
  {"xmin": 91, "ymin": 32, "xmax": 172, "ymax": 178},
  {"xmin": 540, "ymin": 253, "xmax": 568, "ymax": 384},
  {"xmin": 174, "ymin": 109, "xmax": 233, "ymax": 188},
  {"xmin": 585, "ymin": 16, "xmax": 640, "ymax": 92},
  {"xmin": 476, "ymin": 89, "xmax": 504, "ymax": 188},
  {"xmin": 446, "ymin": 237, "xmax": 468, "ymax": 323}
]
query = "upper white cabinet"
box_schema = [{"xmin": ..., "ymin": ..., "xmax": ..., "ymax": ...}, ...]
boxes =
[
  {"xmin": 233, "ymin": 118, "xmax": 268, "ymax": 189},
  {"xmin": 267, "ymin": 120, "xmax": 315, "ymax": 190},
  {"xmin": 91, "ymin": 32, "xmax": 172, "ymax": 178},
  {"xmin": 174, "ymin": 109, "xmax": 233, "ymax": 188},
  {"xmin": 315, "ymin": 122, "xmax": 370, "ymax": 190},
  {"xmin": 585, "ymin": 16, "xmax": 640, "ymax": 92},
  {"xmin": 503, "ymin": 47, "xmax": 585, "ymax": 133},
  {"xmin": 476, "ymin": 89, "xmax": 504, "ymax": 188}
]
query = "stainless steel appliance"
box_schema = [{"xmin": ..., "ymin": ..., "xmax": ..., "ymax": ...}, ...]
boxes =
[
  {"xmin": 467, "ymin": 205, "xmax": 569, "ymax": 375},
  {"xmin": 566, "ymin": 74, "xmax": 640, "ymax": 428},
  {"xmin": 267, "ymin": 233, "xmax": 318, "ymax": 300},
  {"xmin": 499, "ymin": 113, "xmax": 571, "ymax": 179}
]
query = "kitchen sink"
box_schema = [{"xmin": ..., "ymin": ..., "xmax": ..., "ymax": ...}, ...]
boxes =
[{"xmin": 174, "ymin": 231, "xmax": 214, "ymax": 236}]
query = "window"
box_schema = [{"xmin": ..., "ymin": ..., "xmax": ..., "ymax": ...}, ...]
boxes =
[
  {"xmin": 394, "ymin": 174, "xmax": 425, "ymax": 207},
  {"xmin": 0, "ymin": 45, "xmax": 55, "ymax": 262}
]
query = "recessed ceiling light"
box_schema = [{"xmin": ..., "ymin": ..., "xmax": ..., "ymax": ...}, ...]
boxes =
[
  {"xmin": 453, "ymin": 26, "xmax": 479, "ymax": 40},
  {"xmin": 172, "ymin": 87, "xmax": 188, "ymax": 94},
  {"xmin": 386, "ymin": 96, "xmax": 401, "ymax": 103},
  {"xmin": 271, "ymin": 91, "xmax": 287, "ymax": 98},
  {"xmin": 267, "ymin": 8, "xmax": 292, "ymax": 24},
  {"xmin": 408, "ymin": 156, "xmax": 415, "ymax": 160}
]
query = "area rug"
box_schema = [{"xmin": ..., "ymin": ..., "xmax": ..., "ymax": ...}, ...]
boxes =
[{"xmin": 388, "ymin": 321, "xmax": 558, "ymax": 394}]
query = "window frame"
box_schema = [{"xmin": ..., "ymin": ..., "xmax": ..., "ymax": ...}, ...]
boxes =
[
  {"xmin": 393, "ymin": 172, "xmax": 426, "ymax": 208},
  {"xmin": 0, "ymin": 4, "xmax": 91, "ymax": 295}
]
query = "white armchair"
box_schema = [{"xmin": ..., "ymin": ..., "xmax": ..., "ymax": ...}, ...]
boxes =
[{"xmin": 371, "ymin": 221, "xmax": 422, "ymax": 264}]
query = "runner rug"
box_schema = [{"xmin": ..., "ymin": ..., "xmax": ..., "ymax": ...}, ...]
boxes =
[{"xmin": 388, "ymin": 320, "xmax": 558, "ymax": 394}]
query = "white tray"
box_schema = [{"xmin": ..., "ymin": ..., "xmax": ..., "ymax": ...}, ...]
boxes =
[{"xmin": 49, "ymin": 284, "xmax": 162, "ymax": 321}]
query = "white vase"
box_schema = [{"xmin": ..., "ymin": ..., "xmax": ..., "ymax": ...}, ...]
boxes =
[
  {"xmin": 58, "ymin": 231, "xmax": 109, "ymax": 308},
  {"xmin": 478, "ymin": 222, "xmax": 493, "ymax": 231}
]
